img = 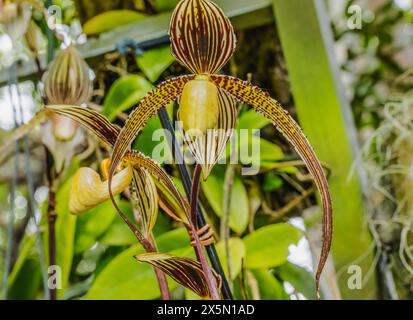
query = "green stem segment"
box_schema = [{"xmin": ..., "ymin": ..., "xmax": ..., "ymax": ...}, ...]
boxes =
[
  {"xmin": 110, "ymin": 195, "xmax": 171, "ymax": 300},
  {"xmin": 190, "ymin": 164, "xmax": 221, "ymax": 300},
  {"xmin": 158, "ymin": 107, "xmax": 233, "ymax": 300}
]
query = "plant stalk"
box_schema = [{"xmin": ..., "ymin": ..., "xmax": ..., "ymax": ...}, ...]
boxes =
[
  {"xmin": 190, "ymin": 164, "xmax": 220, "ymax": 300},
  {"xmin": 110, "ymin": 197, "xmax": 171, "ymax": 299},
  {"xmin": 157, "ymin": 107, "xmax": 233, "ymax": 300},
  {"xmin": 45, "ymin": 150, "xmax": 57, "ymax": 300}
]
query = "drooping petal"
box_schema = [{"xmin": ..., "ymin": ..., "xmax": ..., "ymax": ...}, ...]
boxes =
[
  {"xmin": 135, "ymin": 253, "xmax": 222, "ymax": 299},
  {"xmin": 69, "ymin": 165, "xmax": 133, "ymax": 214},
  {"xmin": 155, "ymin": 179, "xmax": 189, "ymax": 224},
  {"xmin": 131, "ymin": 167, "xmax": 159, "ymax": 238},
  {"xmin": 178, "ymin": 86, "xmax": 237, "ymax": 178},
  {"xmin": 211, "ymin": 74, "xmax": 332, "ymax": 296},
  {"xmin": 45, "ymin": 105, "xmax": 120, "ymax": 147},
  {"xmin": 169, "ymin": 0, "xmax": 236, "ymax": 75},
  {"xmin": 109, "ymin": 75, "xmax": 194, "ymax": 188},
  {"xmin": 124, "ymin": 150, "xmax": 190, "ymax": 224}
]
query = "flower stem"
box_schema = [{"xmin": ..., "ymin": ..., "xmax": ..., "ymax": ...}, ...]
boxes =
[
  {"xmin": 190, "ymin": 164, "xmax": 220, "ymax": 300},
  {"xmin": 157, "ymin": 107, "xmax": 233, "ymax": 300},
  {"xmin": 45, "ymin": 149, "xmax": 57, "ymax": 300},
  {"xmin": 110, "ymin": 196, "xmax": 171, "ymax": 300}
]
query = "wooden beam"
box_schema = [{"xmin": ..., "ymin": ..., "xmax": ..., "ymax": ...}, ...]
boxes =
[
  {"xmin": 0, "ymin": 0, "xmax": 273, "ymax": 84},
  {"xmin": 272, "ymin": 0, "xmax": 376, "ymax": 299}
]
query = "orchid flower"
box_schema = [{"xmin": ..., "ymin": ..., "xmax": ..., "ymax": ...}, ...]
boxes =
[{"xmin": 105, "ymin": 0, "xmax": 333, "ymax": 296}]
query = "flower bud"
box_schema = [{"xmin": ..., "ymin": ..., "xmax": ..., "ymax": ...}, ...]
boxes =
[
  {"xmin": 25, "ymin": 19, "xmax": 44, "ymax": 57},
  {"xmin": 43, "ymin": 45, "xmax": 92, "ymax": 105}
]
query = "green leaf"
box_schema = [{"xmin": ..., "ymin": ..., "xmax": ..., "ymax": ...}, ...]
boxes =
[
  {"xmin": 201, "ymin": 166, "xmax": 249, "ymax": 234},
  {"xmin": 52, "ymin": 176, "xmax": 78, "ymax": 298},
  {"xmin": 74, "ymin": 199, "xmax": 117, "ymax": 253},
  {"xmin": 238, "ymin": 136, "xmax": 284, "ymax": 167},
  {"xmin": 237, "ymin": 109, "xmax": 271, "ymax": 130},
  {"xmin": 274, "ymin": 262, "xmax": 317, "ymax": 300},
  {"xmin": 137, "ymin": 46, "xmax": 176, "ymax": 82},
  {"xmin": 153, "ymin": 0, "xmax": 180, "ymax": 11},
  {"xmin": 273, "ymin": 0, "xmax": 376, "ymax": 298},
  {"xmin": 243, "ymin": 223, "xmax": 302, "ymax": 269},
  {"xmin": 8, "ymin": 258, "xmax": 42, "ymax": 300},
  {"xmin": 8, "ymin": 234, "xmax": 43, "ymax": 299},
  {"xmin": 102, "ymin": 75, "xmax": 153, "ymax": 121},
  {"xmin": 83, "ymin": 10, "xmax": 146, "ymax": 35},
  {"xmin": 215, "ymin": 238, "xmax": 245, "ymax": 280},
  {"xmin": 133, "ymin": 104, "xmax": 174, "ymax": 163},
  {"xmin": 250, "ymin": 269, "xmax": 289, "ymax": 300},
  {"xmin": 263, "ymin": 172, "xmax": 284, "ymax": 192},
  {"xmin": 98, "ymin": 201, "xmax": 137, "ymax": 247},
  {"xmin": 86, "ymin": 228, "xmax": 191, "ymax": 300},
  {"xmin": 8, "ymin": 234, "xmax": 37, "ymax": 286}
]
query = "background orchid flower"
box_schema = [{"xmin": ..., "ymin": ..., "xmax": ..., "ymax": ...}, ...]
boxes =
[{"xmin": 107, "ymin": 0, "xmax": 333, "ymax": 296}]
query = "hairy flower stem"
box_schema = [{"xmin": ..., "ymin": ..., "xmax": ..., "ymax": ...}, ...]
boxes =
[
  {"xmin": 148, "ymin": 234, "xmax": 171, "ymax": 300},
  {"xmin": 158, "ymin": 107, "xmax": 233, "ymax": 299},
  {"xmin": 110, "ymin": 198, "xmax": 171, "ymax": 299},
  {"xmin": 190, "ymin": 164, "xmax": 220, "ymax": 300}
]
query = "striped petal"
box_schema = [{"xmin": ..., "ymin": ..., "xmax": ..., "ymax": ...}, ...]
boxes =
[
  {"xmin": 124, "ymin": 151, "xmax": 190, "ymax": 224},
  {"xmin": 169, "ymin": 0, "xmax": 236, "ymax": 75},
  {"xmin": 135, "ymin": 253, "xmax": 221, "ymax": 299},
  {"xmin": 45, "ymin": 105, "xmax": 120, "ymax": 147},
  {"xmin": 109, "ymin": 75, "xmax": 194, "ymax": 190},
  {"xmin": 131, "ymin": 167, "xmax": 159, "ymax": 238},
  {"xmin": 211, "ymin": 74, "xmax": 332, "ymax": 297},
  {"xmin": 178, "ymin": 86, "xmax": 237, "ymax": 178}
]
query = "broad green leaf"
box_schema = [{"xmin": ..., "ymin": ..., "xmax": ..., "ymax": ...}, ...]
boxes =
[
  {"xmin": 86, "ymin": 228, "xmax": 191, "ymax": 300},
  {"xmin": 8, "ymin": 234, "xmax": 37, "ymax": 286},
  {"xmin": 237, "ymin": 109, "xmax": 271, "ymax": 130},
  {"xmin": 137, "ymin": 46, "xmax": 176, "ymax": 82},
  {"xmin": 250, "ymin": 269, "xmax": 289, "ymax": 300},
  {"xmin": 46, "ymin": 176, "xmax": 77, "ymax": 299},
  {"xmin": 74, "ymin": 199, "xmax": 117, "ymax": 253},
  {"xmin": 8, "ymin": 258, "xmax": 42, "ymax": 300},
  {"xmin": 238, "ymin": 136, "xmax": 284, "ymax": 167},
  {"xmin": 201, "ymin": 166, "xmax": 249, "ymax": 234},
  {"xmin": 98, "ymin": 201, "xmax": 137, "ymax": 247},
  {"xmin": 274, "ymin": 262, "xmax": 317, "ymax": 300},
  {"xmin": 83, "ymin": 10, "xmax": 146, "ymax": 35},
  {"xmin": 215, "ymin": 238, "xmax": 245, "ymax": 280},
  {"xmin": 273, "ymin": 0, "xmax": 375, "ymax": 299},
  {"xmin": 102, "ymin": 75, "xmax": 153, "ymax": 121},
  {"xmin": 133, "ymin": 104, "xmax": 174, "ymax": 163},
  {"xmin": 243, "ymin": 223, "xmax": 302, "ymax": 269}
]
